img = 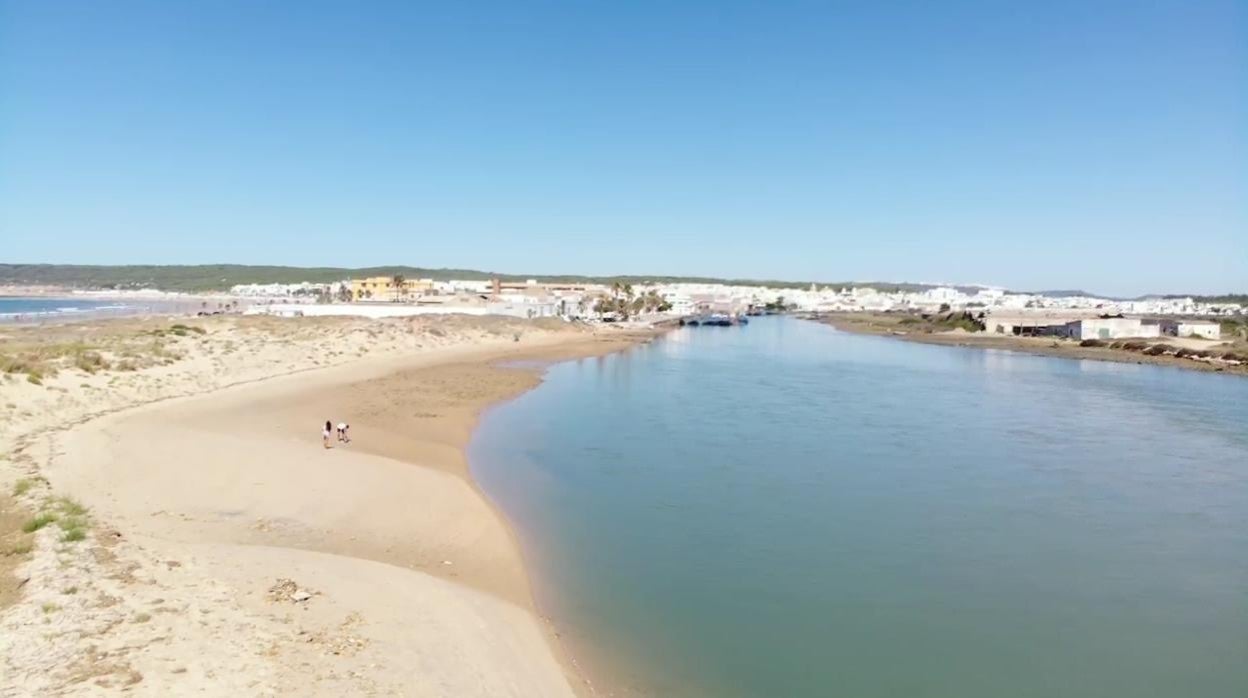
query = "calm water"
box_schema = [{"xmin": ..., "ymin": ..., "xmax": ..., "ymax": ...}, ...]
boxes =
[{"xmin": 469, "ymin": 318, "xmax": 1248, "ymax": 697}]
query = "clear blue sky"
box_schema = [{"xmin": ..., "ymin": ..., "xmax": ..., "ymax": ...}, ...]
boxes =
[{"xmin": 1, "ymin": 1, "xmax": 1244, "ymax": 296}]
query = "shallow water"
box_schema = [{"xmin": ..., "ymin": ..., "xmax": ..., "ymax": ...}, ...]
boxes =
[{"xmin": 469, "ymin": 317, "xmax": 1248, "ymax": 697}]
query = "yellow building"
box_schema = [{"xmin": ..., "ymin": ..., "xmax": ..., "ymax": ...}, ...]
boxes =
[{"xmin": 350, "ymin": 276, "xmax": 433, "ymax": 302}]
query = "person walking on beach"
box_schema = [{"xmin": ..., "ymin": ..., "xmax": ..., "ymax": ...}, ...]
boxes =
[
  {"xmin": 336, "ymin": 422, "xmax": 350, "ymax": 443},
  {"xmin": 323, "ymin": 420, "xmax": 333, "ymax": 449}
]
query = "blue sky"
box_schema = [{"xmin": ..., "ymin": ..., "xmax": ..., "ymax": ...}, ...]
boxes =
[{"xmin": 1, "ymin": 1, "xmax": 1243, "ymax": 296}]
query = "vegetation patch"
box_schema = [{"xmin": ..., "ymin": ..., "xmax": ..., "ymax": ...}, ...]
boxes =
[
  {"xmin": 21, "ymin": 512, "xmax": 57, "ymax": 533},
  {"xmin": 61, "ymin": 527, "xmax": 87, "ymax": 543},
  {"xmin": 0, "ymin": 325, "xmax": 198, "ymax": 380},
  {"xmin": 54, "ymin": 497, "xmax": 88, "ymax": 517},
  {"xmin": 73, "ymin": 350, "xmax": 110, "ymax": 374},
  {"xmin": 48, "ymin": 498, "xmax": 90, "ymax": 542},
  {"xmin": 914, "ymin": 311, "xmax": 985, "ymax": 333},
  {"xmin": 57, "ymin": 515, "xmax": 88, "ymax": 532},
  {"xmin": 12, "ymin": 479, "xmax": 33, "ymax": 497}
]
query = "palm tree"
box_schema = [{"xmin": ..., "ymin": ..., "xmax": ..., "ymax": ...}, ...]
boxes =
[{"xmin": 391, "ymin": 274, "xmax": 406, "ymax": 303}]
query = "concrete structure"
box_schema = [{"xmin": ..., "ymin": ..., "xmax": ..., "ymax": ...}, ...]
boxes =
[
  {"xmin": 1065, "ymin": 317, "xmax": 1161, "ymax": 341},
  {"xmin": 490, "ymin": 278, "xmax": 590, "ymax": 297},
  {"xmin": 985, "ymin": 314, "xmax": 1079, "ymax": 337},
  {"xmin": 1161, "ymin": 320, "xmax": 1221, "ymax": 340}
]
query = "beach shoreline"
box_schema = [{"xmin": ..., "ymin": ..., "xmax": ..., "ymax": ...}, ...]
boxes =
[
  {"xmin": 0, "ymin": 314, "xmax": 660, "ymax": 695},
  {"xmin": 807, "ymin": 312, "xmax": 1248, "ymax": 377}
]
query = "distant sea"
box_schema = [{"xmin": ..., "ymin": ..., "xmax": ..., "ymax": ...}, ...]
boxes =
[
  {"xmin": 0, "ymin": 296, "xmax": 171, "ymax": 322},
  {"xmin": 470, "ymin": 316, "xmax": 1248, "ymax": 698}
]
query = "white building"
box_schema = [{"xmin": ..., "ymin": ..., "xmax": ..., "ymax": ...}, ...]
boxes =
[
  {"xmin": 1162, "ymin": 320, "xmax": 1222, "ymax": 340},
  {"xmin": 1066, "ymin": 317, "xmax": 1161, "ymax": 341}
]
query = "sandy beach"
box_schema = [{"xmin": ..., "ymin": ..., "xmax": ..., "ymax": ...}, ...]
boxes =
[{"xmin": 0, "ymin": 313, "xmax": 654, "ymax": 695}]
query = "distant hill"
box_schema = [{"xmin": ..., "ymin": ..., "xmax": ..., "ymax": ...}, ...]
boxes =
[
  {"xmin": 1164, "ymin": 293, "xmax": 1248, "ymax": 305},
  {"xmin": 1027, "ymin": 289, "xmax": 1246, "ymax": 305},
  {"xmin": 0, "ymin": 263, "xmax": 952, "ymax": 295},
  {"xmin": 1027, "ymin": 289, "xmax": 1098, "ymax": 298}
]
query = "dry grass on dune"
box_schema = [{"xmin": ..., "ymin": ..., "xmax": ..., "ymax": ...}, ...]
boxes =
[{"xmin": 0, "ymin": 313, "xmax": 589, "ymax": 387}]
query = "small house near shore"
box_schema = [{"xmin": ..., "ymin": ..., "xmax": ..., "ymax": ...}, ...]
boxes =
[
  {"xmin": 1159, "ymin": 320, "xmax": 1221, "ymax": 340},
  {"xmin": 1064, "ymin": 317, "xmax": 1161, "ymax": 341}
]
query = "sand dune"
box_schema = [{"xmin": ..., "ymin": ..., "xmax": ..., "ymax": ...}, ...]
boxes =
[{"xmin": 0, "ymin": 314, "xmax": 652, "ymax": 695}]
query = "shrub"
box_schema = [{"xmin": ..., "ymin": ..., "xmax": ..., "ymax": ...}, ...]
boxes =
[
  {"xmin": 170, "ymin": 324, "xmax": 206, "ymax": 335},
  {"xmin": 73, "ymin": 350, "xmax": 110, "ymax": 374},
  {"xmin": 22, "ymin": 512, "xmax": 57, "ymax": 532},
  {"xmin": 12, "ymin": 478, "xmax": 33, "ymax": 497},
  {"xmin": 1079, "ymin": 339, "xmax": 1105, "ymax": 347},
  {"xmin": 57, "ymin": 516, "xmax": 87, "ymax": 532},
  {"xmin": 55, "ymin": 498, "xmax": 87, "ymax": 517},
  {"xmin": 1, "ymin": 355, "xmax": 36, "ymax": 374},
  {"xmin": 1122, "ymin": 341, "xmax": 1148, "ymax": 351},
  {"xmin": 61, "ymin": 527, "xmax": 86, "ymax": 543},
  {"xmin": 1143, "ymin": 345, "xmax": 1168, "ymax": 356}
]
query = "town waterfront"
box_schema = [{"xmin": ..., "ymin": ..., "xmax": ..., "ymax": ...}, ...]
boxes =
[{"xmin": 470, "ymin": 317, "xmax": 1248, "ymax": 697}]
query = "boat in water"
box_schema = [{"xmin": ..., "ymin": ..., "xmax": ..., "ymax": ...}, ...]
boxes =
[{"xmin": 683, "ymin": 313, "xmax": 748, "ymax": 327}]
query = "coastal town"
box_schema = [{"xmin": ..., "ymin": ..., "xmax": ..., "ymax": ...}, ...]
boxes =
[
  {"xmin": 6, "ymin": 271, "xmax": 1243, "ymax": 374},
  {"xmin": 224, "ymin": 275, "xmax": 1245, "ymax": 324},
  {"xmin": 219, "ymin": 275, "xmax": 1247, "ymax": 372}
]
